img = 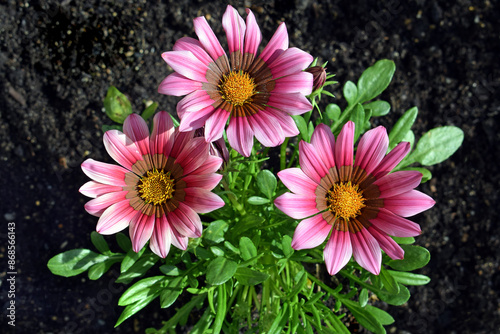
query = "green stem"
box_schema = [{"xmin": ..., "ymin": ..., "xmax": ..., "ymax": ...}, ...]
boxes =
[
  {"xmin": 221, "ymin": 179, "xmax": 246, "ymax": 215},
  {"xmin": 280, "ymin": 137, "xmax": 289, "ymax": 171}
]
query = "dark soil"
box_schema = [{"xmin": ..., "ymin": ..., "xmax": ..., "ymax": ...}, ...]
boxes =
[{"xmin": 1, "ymin": 0, "xmax": 499, "ymax": 333}]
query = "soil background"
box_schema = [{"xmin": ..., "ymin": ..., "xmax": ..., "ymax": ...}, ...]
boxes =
[{"xmin": 1, "ymin": 0, "xmax": 499, "ymax": 333}]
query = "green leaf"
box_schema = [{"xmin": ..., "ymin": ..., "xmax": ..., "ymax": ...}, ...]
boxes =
[
  {"xmin": 342, "ymin": 298, "xmax": 385, "ymax": 334},
  {"xmin": 388, "ymin": 107, "xmax": 418, "ymax": 149},
  {"xmin": 391, "ymin": 236, "xmax": 415, "ymax": 245},
  {"xmin": 160, "ymin": 276, "xmax": 186, "ymax": 308},
  {"xmin": 359, "ymin": 288, "xmax": 369, "ymax": 307},
  {"xmin": 364, "ymin": 100, "xmax": 390, "ymax": 117},
  {"xmin": 116, "ymin": 254, "xmax": 158, "ymax": 284},
  {"xmin": 116, "ymin": 233, "xmax": 132, "ymax": 252},
  {"xmin": 364, "ymin": 305, "xmax": 395, "ymax": 325},
  {"xmin": 104, "ymin": 86, "xmax": 133, "ymax": 124},
  {"xmin": 88, "ymin": 257, "xmax": 121, "ymax": 280},
  {"xmin": 91, "ymin": 231, "xmax": 109, "ymax": 253},
  {"xmin": 121, "ymin": 247, "xmax": 144, "ymax": 273},
  {"xmin": 350, "ymin": 103, "xmax": 365, "ymax": 142},
  {"xmin": 47, "ymin": 249, "xmax": 107, "ymax": 277},
  {"xmin": 239, "ymin": 237, "xmax": 257, "ymax": 261},
  {"xmin": 159, "ymin": 265, "xmax": 181, "ymax": 276},
  {"xmin": 401, "ymin": 166, "xmax": 432, "ymax": 182},
  {"xmin": 210, "ymin": 246, "xmax": 225, "ymax": 257},
  {"xmin": 379, "ymin": 267, "xmax": 400, "ymax": 294},
  {"xmin": 388, "ymin": 270, "xmax": 431, "ymax": 286},
  {"xmin": 357, "ymin": 59, "xmax": 396, "ymax": 103},
  {"xmin": 282, "ymin": 235, "xmax": 293, "ymax": 258},
  {"xmin": 293, "ymin": 115, "xmax": 310, "ymax": 142},
  {"xmin": 115, "ymin": 292, "xmax": 159, "ymax": 327},
  {"xmin": 406, "ymin": 126, "xmax": 464, "ymax": 166},
  {"xmin": 204, "ymin": 220, "xmax": 228, "ymax": 245},
  {"xmin": 247, "ymin": 196, "xmax": 271, "ymax": 205},
  {"xmin": 388, "ymin": 245, "xmax": 430, "ymax": 271},
  {"xmin": 119, "ymin": 276, "xmax": 165, "ymax": 306},
  {"xmin": 326, "ymin": 103, "xmax": 341, "ymax": 121},
  {"xmin": 206, "ymin": 257, "xmax": 237, "ymax": 285},
  {"xmin": 343, "ymin": 81, "xmax": 358, "ymax": 105},
  {"xmin": 141, "ymin": 101, "xmax": 158, "ymax": 121},
  {"xmin": 378, "ymin": 283, "xmax": 410, "ymax": 306}
]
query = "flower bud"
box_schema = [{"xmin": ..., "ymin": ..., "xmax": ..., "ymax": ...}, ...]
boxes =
[{"xmin": 305, "ymin": 66, "xmax": 327, "ymax": 92}]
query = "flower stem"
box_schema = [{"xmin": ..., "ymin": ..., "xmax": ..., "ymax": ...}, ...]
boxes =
[{"xmin": 280, "ymin": 138, "xmax": 289, "ymax": 171}]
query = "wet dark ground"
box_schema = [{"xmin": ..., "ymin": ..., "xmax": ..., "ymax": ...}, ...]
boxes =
[{"xmin": 1, "ymin": 0, "xmax": 499, "ymax": 333}]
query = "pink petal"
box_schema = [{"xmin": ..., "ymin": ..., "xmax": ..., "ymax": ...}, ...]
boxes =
[
  {"xmin": 183, "ymin": 187, "xmax": 225, "ymax": 213},
  {"xmin": 243, "ymin": 8, "xmax": 262, "ymax": 56},
  {"xmin": 129, "ymin": 212, "xmax": 155, "ymax": 253},
  {"xmin": 274, "ymin": 192, "xmax": 318, "ymax": 219},
  {"xmin": 205, "ymin": 108, "xmax": 230, "ymax": 142},
  {"xmin": 81, "ymin": 159, "xmax": 130, "ymax": 187},
  {"xmin": 123, "ymin": 114, "xmax": 150, "ymax": 157},
  {"xmin": 277, "ymin": 167, "xmax": 318, "ymax": 195},
  {"xmin": 189, "ymin": 155, "xmax": 223, "ymax": 175},
  {"xmin": 179, "ymin": 105, "xmax": 215, "ymax": 132},
  {"xmin": 169, "ymin": 202, "xmax": 203, "ymax": 238},
  {"xmin": 267, "ymin": 92, "xmax": 312, "ymax": 115},
  {"xmin": 183, "ymin": 173, "xmax": 223, "ymax": 190},
  {"xmin": 177, "ymin": 89, "xmax": 215, "ymax": 116},
  {"xmin": 370, "ymin": 208, "xmax": 422, "ymax": 237},
  {"xmin": 84, "ymin": 191, "xmax": 127, "ymax": 217},
  {"xmin": 259, "ymin": 22, "xmax": 288, "ymax": 64},
  {"xmin": 222, "ymin": 5, "xmax": 246, "ymax": 53},
  {"xmin": 175, "ymin": 137, "xmax": 210, "ymax": 175},
  {"xmin": 248, "ymin": 110, "xmax": 284, "ymax": 147},
  {"xmin": 324, "ymin": 229, "xmax": 353, "ymax": 275},
  {"xmin": 311, "ymin": 124, "xmax": 336, "ymax": 170},
  {"xmin": 193, "ymin": 16, "xmax": 226, "ymax": 61},
  {"xmin": 150, "ymin": 111, "xmax": 175, "ymax": 158},
  {"xmin": 96, "ymin": 200, "xmax": 136, "ymax": 234},
  {"xmin": 374, "ymin": 170, "xmax": 423, "ymax": 199},
  {"xmin": 161, "ymin": 51, "xmax": 209, "ymax": 83},
  {"xmin": 372, "ymin": 142, "xmax": 411, "ymax": 179},
  {"xmin": 227, "ymin": 115, "xmax": 254, "ymax": 157},
  {"xmin": 368, "ymin": 226, "xmax": 404, "ymax": 260},
  {"xmin": 291, "ymin": 214, "xmax": 332, "ymax": 250},
  {"xmin": 351, "ymin": 228, "xmax": 382, "ymax": 275},
  {"xmin": 149, "ymin": 215, "xmax": 172, "ymax": 258},
  {"xmin": 354, "ymin": 126, "xmax": 389, "ymax": 175},
  {"xmin": 170, "ymin": 225, "xmax": 188, "ymax": 250},
  {"xmin": 270, "ymin": 109, "xmax": 299, "ymax": 138},
  {"xmin": 79, "ymin": 181, "xmax": 123, "ymax": 198},
  {"xmin": 273, "ymin": 72, "xmax": 314, "ymax": 95},
  {"xmin": 173, "ymin": 36, "xmax": 213, "ymax": 65},
  {"xmin": 103, "ymin": 130, "xmax": 143, "ymax": 171},
  {"xmin": 171, "ymin": 130, "xmax": 194, "ymax": 159},
  {"xmin": 158, "ymin": 72, "xmax": 203, "ymax": 96},
  {"xmin": 268, "ymin": 47, "xmax": 314, "ymax": 79},
  {"xmin": 383, "ymin": 190, "xmax": 435, "ymax": 217},
  {"xmin": 335, "ymin": 121, "xmax": 355, "ymax": 168},
  {"xmin": 299, "ymin": 141, "xmax": 330, "ymax": 183}
]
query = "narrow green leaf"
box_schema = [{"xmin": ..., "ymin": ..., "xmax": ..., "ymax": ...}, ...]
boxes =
[
  {"xmin": 141, "ymin": 101, "xmax": 158, "ymax": 121},
  {"xmin": 326, "ymin": 104, "xmax": 341, "ymax": 121},
  {"xmin": 379, "ymin": 267, "xmax": 400, "ymax": 295},
  {"xmin": 160, "ymin": 276, "xmax": 186, "ymax": 308},
  {"xmin": 119, "ymin": 276, "xmax": 165, "ymax": 306},
  {"xmin": 388, "ymin": 245, "xmax": 430, "ymax": 271},
  {"xmin": 91, "ymin": 231, "xmax": 109, "ymax": 254},
  {"xmin": 116, "ymin": 254, "xmax": 158, "ymax": 284},
  {"xmin": 88, "ymin": 257, "xmax": 121, "ymax": 280},
  {"xmin": 406, "ymin": 126, "xmax": 464, "ymax": 166},
  {"xmin": 104, "ymin": 86, "xmax": 133, "ymax": 124},
  {"xmin": 378, "ymin": 283, "xmax": 410, "ymax": 306},
  {"xmin": 247, "ymin": 196, "xmax": 270, "ymax": 205},
  {"xmin": 364, "ymin": 100, "xmax": 390, "ymax": 117},
  {"xmin": 120, "ymin": 247, "xmax": 144, "ymax": 273},
  {"xmin": 234, "ymin": 267, "xmax": 270, "ymax": 286},
  {"xmin": 357, "ymin": 59, "xmax": 396, "ymax": 103},
  {"xmin": 47, "ymin": 249, "xmax": 107, "ymax": 277},
  {"xmin": 282, "ymin": 235, "xmax": 293, "ymax": 258},
  {"xmin": 391, "ymin": 236, "xmax": 415, "ymax": 244},
  {"xmin": 204, "ymin": 220, "xmax": 228, "ymax": 245},
  {"xmin": 210, "ymin": 246, "xmax": 225, "ymax": 257},
  {"xmin": 206, "ymin": 257, "xmax": 237, "ymax": 285},
  {"xmin": 341, "ymin": 298, "xmax": 385, "ymax": 334},
  {"xmin": 268, "ymin": 303, "xmax": 289, "ymax": 334},
  {"xmin": 212, "ymin": 285, "xmax": 227, "ymax": 334},
  {"xmin": 343, "ymin": 81, "xmax": 358, "ymax": 105},
  {"xmin": 116, "ymin": 233, "xmax": 132, "ymax": 252},
  {"xmin": 364, "ymin": 305, "xmax": 395, "ymax": 325},
  {"xmin": 388, "ymin": 107, "xmax": 418, "ymax": 149},
  {"xmin": 159, "ymin": 265, "xmax": 181, "ymax": 276},
  {"xmin": 359, "ymin": 288, "xmax": 369, "ymax": 307},
  {"xmin": 388, "ymin": 270, "xmax": 431, "ymax": 286},
  {"xmin": 115, "ymin": 292, "xmax": 159, "ymax": 327},
  {"xmin": 350, "ymin": 103, "xmax": 365, "ymax": 142},
  {"xmin": 293, "ymin": 115, "xmax": 310, "ymax": 142},
  {"xmin": 257, "ymin": 169, "xmax": 277, "ymax": 199},
  {"xmin": 239, "ymin": 237, "xmax": 257, "ymax": 261}
]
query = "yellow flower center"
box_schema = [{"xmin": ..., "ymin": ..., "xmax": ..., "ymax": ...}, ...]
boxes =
[
  {"xmin": 219, "ymin": 70, "xmax": 256, "ymax": 106},
  {"xmin": 137, "ymin": 168, "xmax": 174, "ymax": 205},
  {"xmin": 326, "ymin": 182, "xmax": 366, "ymax": 220}
]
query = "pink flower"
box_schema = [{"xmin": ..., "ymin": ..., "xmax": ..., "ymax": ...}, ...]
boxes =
[
  {"xmin": 159, "ymin": 5, "xmax": 314, "ymax": 157},
  {"xmin": 79, "ymin": 112, "xmax": 225, "ymax": 257},
  {"xmin": 274, "ymin": 122, "xmax": 435, "ymax": 275}
]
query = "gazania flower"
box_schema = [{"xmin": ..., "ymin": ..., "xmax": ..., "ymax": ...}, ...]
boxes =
[
  {"xmin": 159, "ymin": 5, "xmax": 314, "ymax": 157},
  {"xmin": 79, "ymin": 112, "xmax": 225, "ymax": 257},
  {"xmin": 274, "ymin": 122, "xmax": 435, "ymax": 275}
]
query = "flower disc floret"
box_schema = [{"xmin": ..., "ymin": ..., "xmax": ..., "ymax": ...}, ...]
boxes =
[
  {"xmin": 137, "ymin": 168, "xmax": 174, "ymax": 205},
  {"xmin": 326, "ymin": 182, "xmax": 365, "ymax": 222},
  {"xmin": 219, "ymin": 70, "xmax": 256, "ymax": 106}
]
